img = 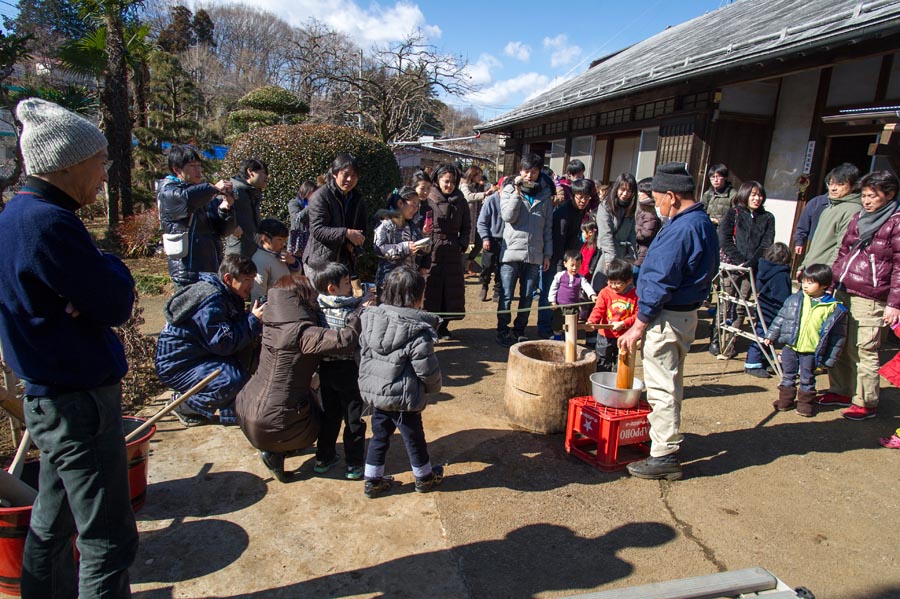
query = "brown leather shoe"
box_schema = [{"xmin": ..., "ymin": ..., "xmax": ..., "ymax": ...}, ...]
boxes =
[{"xmin": 773, "ymin": 386, "xmax": 796, "ymax": 411}]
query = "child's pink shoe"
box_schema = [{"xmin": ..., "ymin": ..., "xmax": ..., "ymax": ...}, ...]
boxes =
[{"xmin": 878, "ymin": 434, "xmax": 900, "ymax": 449}]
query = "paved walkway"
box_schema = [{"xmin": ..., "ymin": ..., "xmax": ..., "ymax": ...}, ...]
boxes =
[{"xmin": 132, "ymin": 282, "xmax": 900, "ymax": 598}]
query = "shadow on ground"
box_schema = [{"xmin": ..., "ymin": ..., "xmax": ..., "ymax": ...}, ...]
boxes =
[
  {"xmin": 684, "ymin": 395, "xmax": 900, "ymax": 478},
  {"xmin": 133, "ymin": 521, "xmax": 676, "ymax": 599},
  {"xmin": 138, "ymin": 463, "xmax": 269, "ymax": 521}
]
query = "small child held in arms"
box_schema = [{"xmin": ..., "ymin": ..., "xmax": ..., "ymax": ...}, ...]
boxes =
[
  {"xmin": 373, "ymin": 186, "xmax": 431, "ymax": 295},
  {"xmin": 251, "ymin": 218, "xmax": 300, "ymax": 303},
  {"xmin": 744, "ymin": 242, "xmax": 793, "ymax": 378},
  {"xmin": 313, "ymin": 262, "xmax": 370, "ymax": 479},
  {"xmin": 579, "ymin": 221, "xmax": 600, "ymax": 281},
  {"xmin": 586, "ymin": 258, "xmax": 638, "ymax": 372},
  {"xmin": 549, "ymin": 249, "xmax": 597, "ymax": 339},
  {"xmin": 359, "ymin": 267, "xmax": 443, "ymax": 498},
  {"xmin": 765, "ymin": 264, "xmax": 847, "ymax": 417},
  {"xmin": 633, "ymin": 177, "xmax": 661, "ymax": 283}
]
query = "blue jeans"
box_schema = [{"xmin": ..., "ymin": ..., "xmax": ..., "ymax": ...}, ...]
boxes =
[
  {"xmin": 745, "ymin": 320, "xmax": 768, "ymax": 369},
  {"xmin": 498, "ymin": 262, "xmax": 541, "ymax": 335},
  {"xmin": 164, "ymin": 359, "xmax": 248, "ymax": 424},
  {"xmin": 537, "ymin": 266, "xmax": 557, "ymax": 336},
  {"xmin": 22, "ymin": 383, "xmax": 138, "ymax": 599},
  {"xmin": 780, "ymin": 347, "xmax": 817, "ymax": 393},
  {"xmin": 365, "ymin": 409, "xmax": 433, "ymax": 479}
]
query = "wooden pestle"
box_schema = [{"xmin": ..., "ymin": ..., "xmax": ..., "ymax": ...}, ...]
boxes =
[
  {"xmin": 564, "ymin": 313, "xmax": 578, "ymax": 363},
  {"xmin": 616, "ymin": 348, "xmax": 636, "ymax": 390}
]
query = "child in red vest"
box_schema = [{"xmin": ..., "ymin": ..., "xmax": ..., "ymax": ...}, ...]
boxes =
[{"xmin": 586, "ymin": 258, "xmax": 638, "ymax": 372}]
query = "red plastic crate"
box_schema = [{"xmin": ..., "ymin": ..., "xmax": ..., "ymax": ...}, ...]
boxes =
[{"xmin": 565, "ymin": 396, "xmax": 652, "ymax": 471}]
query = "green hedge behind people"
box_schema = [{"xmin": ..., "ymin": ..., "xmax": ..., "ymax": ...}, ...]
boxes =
[
  {"xmin": 617, "ymin": 162, "xmax": 719, "ymax": 481},
  {"xmin": 0, "ymin": 98, "xmax": 139, "ymax": 598}
]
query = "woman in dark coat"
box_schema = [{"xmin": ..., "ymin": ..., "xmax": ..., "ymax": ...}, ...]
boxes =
[
  {"xmin": 235, "ymin": 272, "xmax": 360, "ymax": 482},
  {"xmin": 302, "ymin": 153, "xmax": 367, "ymax": 281},
  {"xmin": 716, "ymin": 180, "xmax": 775, "ymax": 356},
  {"xmin": 423, "ymin": 164, "xmax": 471, "ymax": 339}
]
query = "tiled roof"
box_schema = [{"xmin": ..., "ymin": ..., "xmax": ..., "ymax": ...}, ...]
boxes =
[{"xmin": 476, "ymin": 0, "xmax": 900, "ymax": 132}]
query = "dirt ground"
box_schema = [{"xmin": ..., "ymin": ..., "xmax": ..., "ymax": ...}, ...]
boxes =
[{"xmin": 131, "ymin": 279, "xmax": 900, "ymax": 599}]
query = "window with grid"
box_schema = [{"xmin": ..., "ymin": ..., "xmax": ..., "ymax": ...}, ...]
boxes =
[
  {"xmin": 546, "ymin": 120, "xmax": 568, "ymax": 135},
  {"xmin": 572, "ymin": 115, "xmax": 596, "ymax": 130}
]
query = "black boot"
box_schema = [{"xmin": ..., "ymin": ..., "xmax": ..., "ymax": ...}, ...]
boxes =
[
  {"xmin": 627, "ymin": 454, "xmax": 683, "ymax": 480},
  {"xmin": 479, "ymin": 285, "xmax": 489, "ymax": 302},
  {"xmin": 260, "ymin": 451, "xmax": 293, "ymax": 483},
  {"xmin": 708, "ymin": 337, "xmax": 720, "ymax": 356}
]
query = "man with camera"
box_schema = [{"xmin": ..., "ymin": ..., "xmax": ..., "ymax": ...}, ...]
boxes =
[{"xmin": 496, "ymin": 152, "xmax": 554, "ymax": 346}]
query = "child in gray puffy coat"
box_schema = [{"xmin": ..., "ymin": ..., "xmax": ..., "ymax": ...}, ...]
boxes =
[{"xmin": 359, "ymin": 266, "xmax": 443, "ymax": 498}]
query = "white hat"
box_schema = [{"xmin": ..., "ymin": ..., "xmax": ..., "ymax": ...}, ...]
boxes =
[{"xmin": 15, "ymin": 98, "xmax": 108, "ymax": 175}]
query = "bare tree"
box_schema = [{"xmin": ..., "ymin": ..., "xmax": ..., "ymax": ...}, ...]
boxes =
[
  {"xmin": 292, "ymin": 26, "xmax": 474, "ymax": 143},
  {"xmin": 200, "ymin": 4, "xmax": 293, "ymax": 91}
]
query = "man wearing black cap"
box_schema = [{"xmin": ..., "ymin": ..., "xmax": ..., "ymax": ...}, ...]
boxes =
[{"xmin": 617, "ymin": 162, "xmax": 719, "ymax": 480}]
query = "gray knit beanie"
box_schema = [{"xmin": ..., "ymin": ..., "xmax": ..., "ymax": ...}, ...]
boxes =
[
  {"xmin": 16, "ymin": 98, "xmax": 108, "ymax": 175},
  {"xmin": 651, "ymin": 162, "xmax": 695, "ymax": 195}
]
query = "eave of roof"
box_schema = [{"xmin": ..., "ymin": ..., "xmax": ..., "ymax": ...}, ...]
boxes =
[{"xmin": 476, "ymin": 0, "xmax": 900, "ymax": 132}]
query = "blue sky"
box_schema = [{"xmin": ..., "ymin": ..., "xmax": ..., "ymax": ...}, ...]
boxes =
[{"xmin": 229, "ymin": 0, "xmax": 729, "ymax": 119}]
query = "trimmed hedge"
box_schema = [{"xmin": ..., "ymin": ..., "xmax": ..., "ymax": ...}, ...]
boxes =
[
  {"xmin": 222, "ymin": 123, "xmax": 401, "ymax": 226},
  {"xmin": 221, "ymin": 124, "xmax": 402, "ymax": 280}
]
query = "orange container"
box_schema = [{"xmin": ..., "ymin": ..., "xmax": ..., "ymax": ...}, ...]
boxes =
[
  {"xmin": 565, "ymin": 396, "xmax": 651, "ymax": 471},
  {"xmin": 0, "ymin": 416, "xmax": 155, "ymax": 596}
]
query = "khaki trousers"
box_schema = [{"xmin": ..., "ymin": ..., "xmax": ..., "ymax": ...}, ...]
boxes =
[
  {"xmin": 829, "ymin": 290, "xmax": 884, "ymax": 408},
  {"xmin": 641, "ymin": 309, "xmax": 698, "ymax": 457}
]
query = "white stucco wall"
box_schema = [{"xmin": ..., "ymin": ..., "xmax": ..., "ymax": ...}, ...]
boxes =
[{"xmin": 763, "ymin": 69, "xmax": 821, "ymax": 245}]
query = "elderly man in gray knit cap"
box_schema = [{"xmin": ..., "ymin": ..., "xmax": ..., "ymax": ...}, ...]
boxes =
[
  {"xmin": 617, "ymin": 162, "xmax": 719, "ymax": 481},
  {"xmin": 0, "ymin": 98, "xmax": 138, "ymax": 598}
]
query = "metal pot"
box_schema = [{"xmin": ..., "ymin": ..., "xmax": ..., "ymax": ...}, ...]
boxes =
[{"xmin": 590, "ymin": 372, "xmax": 644, "ymax": 409}]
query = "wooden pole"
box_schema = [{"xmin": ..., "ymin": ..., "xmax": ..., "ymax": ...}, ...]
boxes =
[
  {"xmin": 6, "ymin": 429, "xmax": 31, "ymax": 480},
  {"xmin": 564, "ymin": 312, "xmax": 578, "ymax": 363},
  {"xmin": 616, "ymin": 348, "xmax": 636, "ymax": 390},
  {"xmin": 125, "ymin": 369, "xmax": 221, "ymax": 443}
]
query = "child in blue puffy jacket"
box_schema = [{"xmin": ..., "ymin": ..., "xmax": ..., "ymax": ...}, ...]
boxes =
[{"xmin": 765, "ymin": 263, "xmax": 847, "ymax": 417}]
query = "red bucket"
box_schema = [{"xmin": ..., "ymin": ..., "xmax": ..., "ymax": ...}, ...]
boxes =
[
  {"xmin": 0, "ymin": 416, "xmax": 156, "ymax": 596},
  {"xmin": 123, "ymin": 416, "xmax": 156, "ymax": 513}
]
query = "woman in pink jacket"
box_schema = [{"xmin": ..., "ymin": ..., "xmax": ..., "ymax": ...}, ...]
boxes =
[{"xmin": 823, "ymin": 171, "xmax": 900, "ymax": 420}]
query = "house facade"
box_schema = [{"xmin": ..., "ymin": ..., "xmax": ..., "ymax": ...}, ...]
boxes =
[{"xmin": 476, "ymin": 0, "xmax": 900, "ymax": 244}]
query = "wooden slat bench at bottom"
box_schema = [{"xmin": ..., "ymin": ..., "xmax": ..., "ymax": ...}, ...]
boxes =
[{"xmin": 559, "ymin": 567, "xmax": 780, "ymax": 599}]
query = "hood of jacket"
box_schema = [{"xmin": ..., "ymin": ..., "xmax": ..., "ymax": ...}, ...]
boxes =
[
  {"xmin": 164, "ymin": 272, "xmax": 229, "ymax": 325},
  {"xmin": 829, "ymin": 191, "xmax": 862, "ymax": 206},
  {"xmin": 756, "ymin": 258, "xmax": 790, "ymax": 284},
  {"xmin": 375, "ymin": 208, "xmax": 407, "ymax": 226},
  {"xmin": 263, "ymin": 285, "xmax": 320, "ymax": 327},
  {"xmin": 362, "ymin": 305, "xmax": 439, "ymax": 354},
  {"xmin": 318, "ymin": 293, "xmax": 362, "ymax": 310}
]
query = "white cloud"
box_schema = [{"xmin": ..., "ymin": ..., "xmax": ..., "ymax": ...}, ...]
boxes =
[
  {"xmin": 542, "ymin": 34, "xmax": 582, "ymax": 67},
  {"xmin": 503, "ymin": 41, "xmax": 531, "ymax": 62},
  {"xmin": 225, "ymin": 0, "xmax": 441, "ymax": 46},
  {"xmin": 464, "ymin": 53, "xmax": 502, "ymax": 86},
  {"xmin": 468, "ymin": 72, "xmax": 551, "ymax": 107}
]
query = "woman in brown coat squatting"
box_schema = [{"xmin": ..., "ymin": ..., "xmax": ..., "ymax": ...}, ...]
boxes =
[{"xmin": 235, "ymin": 273, "xmax": 360, "ymax": 482}]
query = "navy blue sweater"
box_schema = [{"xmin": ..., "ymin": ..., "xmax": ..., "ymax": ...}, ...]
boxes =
[
  {"xmin": 637, "ymin": 203, "xmax": 719, "ymax": 323},
  {"xmin": 0, "ymin": 177, "xmax": 135, "ymax": 395}
]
